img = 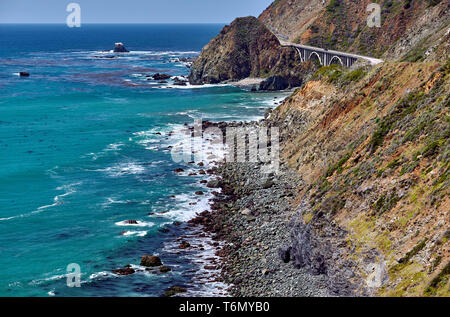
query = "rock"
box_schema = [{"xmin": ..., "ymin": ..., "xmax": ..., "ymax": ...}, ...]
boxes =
[
  {"xmin": 113, "ymin": 42, "xmax": 129, "ymax": 53},
  {"xmin": 174, "ymin": 168, "xmax": 184, "ymax": 173},
  {"xmin": 173, "ymin": 77, "xmax": 188, "ymax": 86},
  {"xmin": 178, "ymin": 241, "xmax": 191, "ymax": 249},
  {"xmin": 153, "ymin": 73, "xmax": 171, "ymax": 80},
  {"xmin": 113, "ymin": 267, "xmax": 135, "ymax": 275},
  {"xmin": 278, "ymin": 246, "xmax": 292, "ymax": 263},
  {"xmin": 19, "ymin": 72, "xmax": 30, "ymax": 77},
  {"xmin": 159, "ymin": 266, "xmax": 171, "ymax": 273},
  {"xmin": 264, "ymin": 108, "xmax": 273, "ymax": 119},
  {"xmin": 195, "ymin": 191, "xmax": 204, "ymax": 195},
  {"xmin": 189, "ymin": 16, "xmax": 301, "ymax": 85},
  {"xmin": 124, "ymin": 220, "xmax": 138, "ymax": 224},
  {"xmin": 259, "ymin": 76, "xmax": 288, "ymax": 91},
  {"xmin": 259, "ymin": 75, "xmax": 303, "ymax": 91},
  {"xmin": 262, "ymin": 180, "xmax": 274, "ymax": 189},
  {"xmin": 207, "ymin": 179, "xmax": 220, "ymax": 188},
  {"xmin": 140, "ymin": 255, "xmax": 162, "ymax": 267},
  {"xmin": 241, "ymin": 208, "xmax": 251, "ymax": 215},
  {"xmin": 164, "ymin": 286, "xmax": 187, "ymax": 297}
]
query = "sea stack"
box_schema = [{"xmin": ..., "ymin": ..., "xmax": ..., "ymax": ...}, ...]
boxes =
[{"xmin": 113, "ymin": 42, "xmax": 129, "ymax": 53}]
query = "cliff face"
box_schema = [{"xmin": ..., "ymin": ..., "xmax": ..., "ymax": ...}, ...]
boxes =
[
  {"xmin": 259, "ymin": 0, "xmax": 449, "ymax": 60},
  {"xmin": 189, "ymin": 16, "xmax": 313, "ymax": 85},
  {"xmin": 260, "ymin": 0, "xmax": 449, "ymax": 297},
  {"xmin": 267, "ymin": 58, "xmax": 449, "ymax": 296}
]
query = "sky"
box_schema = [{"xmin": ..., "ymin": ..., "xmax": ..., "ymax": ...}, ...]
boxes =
[{"xmin": 0, "ymin": 0, "xmax": 274, "ymax": 23}]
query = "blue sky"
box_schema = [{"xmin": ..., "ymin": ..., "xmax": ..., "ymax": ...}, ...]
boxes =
[{"xmin": 0, "ymin": 0, "xmax": 274, "ymax": 23}]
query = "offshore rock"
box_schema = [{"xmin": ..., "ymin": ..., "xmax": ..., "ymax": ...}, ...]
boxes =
[
  {"xmin": 113, "ymin": 42, "xmax": 129, "ymax": 53},
  {"xmin": 140, "ymin": 255, "xmax": 162, "ymax": 267}
]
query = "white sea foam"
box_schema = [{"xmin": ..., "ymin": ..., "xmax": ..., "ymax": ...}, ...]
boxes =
[
  {"xmin": 121, "ymin": 230, "xmax": 148, "ymax": 237},
  {"xmin": 160, "ymin": 83, "xmax": 230, "ymax": 90},
  {"xmin": 115, "ymin": 220, "xmax": 155, "ymax": 227},
  {"xmin": 101, "ymin": 162, "xmax": 146, "ymax": 177}
]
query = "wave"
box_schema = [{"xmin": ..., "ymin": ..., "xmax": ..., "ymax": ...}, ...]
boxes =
[
  {"xmin": 115, "ymin": 220, "xmax": 155, "ymax": 227},
  {"xmin": 0, "ymin": 182, "xmax": 81, "ymax": 222},
  {"xmin": 99, "ymin": 162, "xmax": 146, "ymax": 177},
  {"xmin": 120, "ymin": 230, "xmax": 148, "ymax": 237}
]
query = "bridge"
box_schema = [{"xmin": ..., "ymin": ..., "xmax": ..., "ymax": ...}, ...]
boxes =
[{"xmin": 280, "ymin": 41, "xmax": 383, "ymax": 67}]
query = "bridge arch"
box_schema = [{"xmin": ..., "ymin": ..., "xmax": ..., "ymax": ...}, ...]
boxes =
[
  {"xmin": 309, "ymin": 51, "xmax": 322, "ymax": 66},
  {"xmin": 329, "ymin": 55, "xmax": 344, "ymax": 66},
  {"xmin": 295, "ymin": 48, "xmax": 304, "ymax": 62}
]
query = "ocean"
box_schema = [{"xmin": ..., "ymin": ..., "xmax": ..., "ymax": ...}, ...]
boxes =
[{"xmin": 0, "ymin": 24, "xmax": 288, "ymax": 297}]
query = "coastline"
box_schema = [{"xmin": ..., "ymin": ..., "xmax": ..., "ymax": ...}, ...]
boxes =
[{"xmin": 183, "ymin": 117, "xmax": 330, "ymax": 297}]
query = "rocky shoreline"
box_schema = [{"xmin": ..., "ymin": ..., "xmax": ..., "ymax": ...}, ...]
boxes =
[{"xmin": 183, "ymin": 119, "xmax": 330, "ymax": 297}]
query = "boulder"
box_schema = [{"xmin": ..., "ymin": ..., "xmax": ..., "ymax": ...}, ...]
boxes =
[
  {"xmin": 124, "ymin": 220, "xmax": 138, "ymax": 224},
  {"xmin": 207, "ymin": 179, "xmax": 220, "ymax": 188},
  {"xmin": 164, "ymin": 286, "xmax": 187, "ymax": 297},
  {"xmin": 262, "ymin": 180, "xmax": 274, "ymax": 189},
  {"xmin": 113, "ymin": 42, "xmax": 129, "ymax": 53},
  {"xmin": 140, "ymin": 255, "xmax": 162, "ymax": 267},
  {"xmin": 152, "ymin": 73, "xmax": 171, "ymax": 80},
  {"xmin": 173, "ymin": 77, "xmax": 188, "ymax": 86},
  {"xmin": 159, "ymin": 266, "xmax": 171, "ymax": 273},
  {"xmin": 113, "ymin": 267, "xmax": 135, "ymax": 275},
  {"xmin": 278, "ymin": 246, "xmax": 292, "ymax": 263},
  {"xmin": 19, "ymin": 72, "xmax": 30, "ymax": 77}
]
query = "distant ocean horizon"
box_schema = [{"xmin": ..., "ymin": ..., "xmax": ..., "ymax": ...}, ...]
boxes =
[{"xmin": 0, "ymin": 23, "xmax": 287, "ymax": 297}]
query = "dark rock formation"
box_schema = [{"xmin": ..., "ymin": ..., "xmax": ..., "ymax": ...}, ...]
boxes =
[
  {"xmin": 207, "ymin": 179, "xmax": 220, "ymax": 188},
  {"xmin": 173, "ymin": 77, "xmax": 188, "ymax": 86},
  {"xmin": 159, "ymin": 266, "xmax": 171, "ymax": 273},
  {"xmin": 164, "ymin": 286, "xmax": 187, "ymax": 297},
  {"xmin": 153, "ymin": 73, "xmax": 171, "ymax": 80},
  {"xmin": 189, "ymin": 16, "xmax": 303, "ymax": 85},
  {"xmin": 278, "ymin": 246, "xmax": 292, "ymax": 263},
  {"xmin": 259, "ymin": 75, "xmax": 303, "ymax": 91},
  {"xmin": 140, "ymin": 255, "xmax": 162, "ymax": 267},
  {"xmin": 259, "ymin": 76, "xmax": 288, "ymax": 91},
  {"xmin": 113, "ymin": 42, "xmax": 129, "ymax": 53},
  {"xmin": 113, "ymin": 267, "xmax": 135, "ymax": 275}
]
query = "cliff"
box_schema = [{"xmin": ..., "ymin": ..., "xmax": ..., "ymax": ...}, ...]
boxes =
[
  {"xmin": 267, "ymin": 58, "xmax": 449, "ymax": 296},
  {"xmin": 189, "ymin": 16, "xmax": 314, "ymax": 87},
  {"xmin": 259, "ymin": 0, "xmax": 449, "ymax": 60},
  {"xmin": 260, "ymin": 1, "xmax": 449, "ymax": 296}
]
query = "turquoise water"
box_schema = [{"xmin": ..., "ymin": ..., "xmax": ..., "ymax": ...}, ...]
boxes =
[{"xmin": 0, "ymin": 24, "xmax": 286, "ymax": 296}]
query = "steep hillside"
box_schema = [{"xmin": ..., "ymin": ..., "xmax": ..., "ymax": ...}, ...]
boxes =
[
  {"xmin": 267, "ymin": 58, "xmax": 449, "ymax": 296},
  {"xmin": 258, "ymin": 0, "xmax": 450, "ymax": 297},
  {"xmin": 189, "ymin": 16, "xmax": 315, "ymax": 86},
  {"xmin": 259, "ymin": 0, "xmax": 449, "ymax": 60}
]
